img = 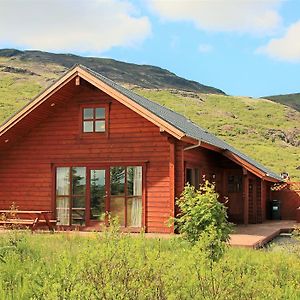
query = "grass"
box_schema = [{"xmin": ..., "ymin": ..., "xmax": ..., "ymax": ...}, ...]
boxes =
[
  {"xmin": 0, "ymin": 230, "xmax": 299, "ymax": 299},
  {"xmin": 0, "ymin": 74, "xmax": 43, "ymax": 122}
]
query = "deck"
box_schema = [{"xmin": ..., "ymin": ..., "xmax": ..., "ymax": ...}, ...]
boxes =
[
  {"xmin": 229, "ymin": 220, "xmax": 297, "ymax": 249},
  {"xmin": 0, "ymin": 220, "xmax": 297, "ymax": 249}
]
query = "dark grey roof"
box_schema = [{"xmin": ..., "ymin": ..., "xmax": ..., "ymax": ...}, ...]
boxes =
[{"xmin": 79, "ymin": 64, "xmax": 281, "ymax": 181}]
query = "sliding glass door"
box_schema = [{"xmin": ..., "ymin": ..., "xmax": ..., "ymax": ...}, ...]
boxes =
[
  {"xmin": 55, "ymin": 165, "xmax": 143, "ymax": 228},
  {"xmin": 56, "ymin": 167, "xmax": 86, "ymax": 226},
  {"xmin": 90, "ymin": 169, "xmax": 106, "ymax": 222},
  {"xmin": 110, "ymin": 166, "xmax": 142, "ymax": 227}
]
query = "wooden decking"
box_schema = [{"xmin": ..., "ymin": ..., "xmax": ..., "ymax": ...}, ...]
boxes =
[
  {"xmin": 229, "ymin": 220, "xmax": 297, "ymax": 249},
  {"xmin": 0, "ymin": 220, "xmax": 297, "ymax": 249}
]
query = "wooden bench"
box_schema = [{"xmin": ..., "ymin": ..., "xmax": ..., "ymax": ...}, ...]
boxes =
[{"xmin": 0, "ymin": 210, "xmax": 56, "ymax": 232}]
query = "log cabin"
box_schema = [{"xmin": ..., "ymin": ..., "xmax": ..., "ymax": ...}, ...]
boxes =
[{"xmin": 0, "ymin": 65, "xmax": 282, "ymax": 233}]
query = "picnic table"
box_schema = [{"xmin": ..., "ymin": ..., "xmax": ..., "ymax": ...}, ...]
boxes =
[{"xmin": 0, "ymin": 210, "xmax": 56, "ymax": 232}]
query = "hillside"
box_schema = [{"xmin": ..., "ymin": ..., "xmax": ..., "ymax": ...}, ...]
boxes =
[
  {"xmin": 263, "ymin": 93, "xmax": 300, "ymax": 112},
  {"xmin": 0, "ymin": 50, "xmax": 299, "ymax": 180},
  {"xmin": 0, "ymin": 49, "xmax": 224, "ymax": 94}
]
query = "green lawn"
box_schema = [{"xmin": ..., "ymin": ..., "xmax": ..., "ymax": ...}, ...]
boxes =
[{"xmin": 0, "ymin": 231, "xmax": 299, "ymax": 299}]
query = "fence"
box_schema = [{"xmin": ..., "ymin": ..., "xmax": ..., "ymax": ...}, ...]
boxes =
[{"xmin": 271, "ymin": 182, "xmax": 300, "ymax": 220}]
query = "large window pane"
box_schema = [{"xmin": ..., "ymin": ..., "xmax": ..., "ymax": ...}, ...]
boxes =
[
  {"xmin": 56, "ymin": 167, "xmax": 70, "ymax": 196},
  {"xmin": 95, "ymin": 120, "xmax": 105, "ymax": 132},
  {"xmin": 83, "ymin": 121, "xmax": 93, "ymax": 133},
  {"xmin": 127, "ymin": 166, "xmax": 142, "ymax": 196},
  {"xmin": 90, "ymin": 169, "xmax": 106, "ymax": 221},
  {"xmin": 110, "ymin": 196, "xmax": 125, "ymax": 226},
  {"xmin": 72, "ymin": 167, "xmax": 86, "ymax": 195},
  {"xmin": 95, "ymin": 108, "xmax": 105, "ymax": 119},
  {"xmin": 83, "ymin": 108, "xmax": 93, "ymax": 120},
  {"xmin": 110, "ymin": 167, "xmax": 125, "ymax": 195},
  {"xmin": 127, "ymin": 197, "xmax": 142, "ymax": 227},
  {"xmin": 72, "ymin": 209, "xmax": 85, "ymax": 225},
  {"xmin": 56, "ymin": 197, "xmax": 70, "ymax": 225}
]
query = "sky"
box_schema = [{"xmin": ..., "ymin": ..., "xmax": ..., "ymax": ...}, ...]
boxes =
[{"xmin": 0, "ymin": 0, "xmax": 300, "ymax": 97}]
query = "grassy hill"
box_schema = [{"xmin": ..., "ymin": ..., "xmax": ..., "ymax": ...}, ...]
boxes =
[
  {"xmin": 0, "ymin": 49, "xmax": 224, "ymax": 94},
  {"xmin": 0, "ymin": 50, "xmax": 299, "ymax": 180},
  {"xmin": 263, "ymin": 93, "xmax": 300, "ymax": 112}
]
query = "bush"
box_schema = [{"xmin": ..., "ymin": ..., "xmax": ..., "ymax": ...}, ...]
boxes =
[{"xmin": 174, "ymin": 181, "xmax": 233, "ymax": 247}]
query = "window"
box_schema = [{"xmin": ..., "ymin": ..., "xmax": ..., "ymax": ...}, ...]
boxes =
[
  {"xmin": 110, "ymin": 166, "xmax": 142, "ymax": 227},
  {"xmin": 55, "ymin": 165, "xmax": 143, "ymax": 228},
  {"xmin": 56, "ymin": 167, "xmax": 86, "ymax": 226},
  {"xmin": 82, "ymin": 107, "xmax": 106, "ymax": 133},
  {"xmin": 228, "ymin": 175, "xmax": 242, "ymax": 193},
  {"xmin": 186, "ymin": 168, "xmax": 200, "ymax": 189}
]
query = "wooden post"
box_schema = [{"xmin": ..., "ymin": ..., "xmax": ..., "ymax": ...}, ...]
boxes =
[
  {"xmin": 169, "ymin": 139, "xmax": 175, "ymax": 233},
  {"xmin": 222, "ymin": 169, "xmax": 227, "ymax": 203},
  {"xmin": 243, "ymin": 168, "xmax": 249, "ymax": 225},
  {"xmin": 261, "ymin": 180, "xmax": 266, "ymax": 222}
]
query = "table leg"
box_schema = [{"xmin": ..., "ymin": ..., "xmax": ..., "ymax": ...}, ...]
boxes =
[
  {"xmin": 43, "ymin": 212, "xmax": 54, "ymax": 232},
  {"xmin": 32, "ymin": 215, "xmax": 41, "ymax": 232}
]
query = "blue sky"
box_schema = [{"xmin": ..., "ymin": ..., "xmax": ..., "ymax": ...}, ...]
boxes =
[{"xmin": 0, "ymin": 0, "xmax": 300, "ymax": 97}]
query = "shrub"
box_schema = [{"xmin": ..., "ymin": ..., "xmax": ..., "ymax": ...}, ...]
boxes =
[{"xmin": 174, "ymin": 181, "xmax": 233, "ymax": 247}]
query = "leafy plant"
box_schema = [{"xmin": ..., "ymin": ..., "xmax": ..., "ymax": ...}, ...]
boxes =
[{"xmin": 174, "ymin": 181, "xmax": 233, "ymax": 248}]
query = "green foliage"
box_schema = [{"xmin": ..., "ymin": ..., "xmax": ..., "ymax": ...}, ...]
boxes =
[
  {"xmin": 174, "ymin": 182, "xmax": 232, "ymax": 250},
  {"xmin": 0, "ymin": 232, "xmax": 299, "ymax": 299}
]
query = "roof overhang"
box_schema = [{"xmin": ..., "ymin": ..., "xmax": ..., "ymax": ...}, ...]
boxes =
[{"xmin": 181, "ymin": 135, "xmax": 281, "ymax": 182}]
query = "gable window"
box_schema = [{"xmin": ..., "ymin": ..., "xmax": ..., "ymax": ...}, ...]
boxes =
[{"xmin": 82, "ymin": 107, "xmax": 106, "ymax": 133}]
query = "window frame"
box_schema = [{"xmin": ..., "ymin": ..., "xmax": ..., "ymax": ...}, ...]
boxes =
[
  {"xmin": 53, "ymin": 162, "xmax": 146, "ymax": 231},
  {"xmin": 55, "ymin": 166, "xmax": 87, "ymax": 226},
  {"xmin": 110, "ymin": 166, "xmax": 143, "ymax": 228},
  {"xmin": 185, "ymin": 166, "xmax": 200, "ymax": 189},
  {"xmin": 228, "ymin": 175, "xmax": 242, "ymax": 193},
  {"xmin": 79, "ymin": 104, "xmax": 109, "ymax": 137}
]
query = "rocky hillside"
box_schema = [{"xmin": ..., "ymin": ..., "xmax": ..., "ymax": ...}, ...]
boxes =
[
  {"xmin": 0, "ymin": 49, "xmax": 299, "ymax": 180},
  {"xmin": 263, "ymin": 93, "xmax": 300, "ymax": 112},
  {"xmin": 0, "ymin": 49, "xmax": 224, "ymax": 94}
]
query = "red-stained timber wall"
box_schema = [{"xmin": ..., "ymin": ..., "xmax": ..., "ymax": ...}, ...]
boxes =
[{"xmin": 0, "ymin": 80, "xmax": 173, "ymax": 233}]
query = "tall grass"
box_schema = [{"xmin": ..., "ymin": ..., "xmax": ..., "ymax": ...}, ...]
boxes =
[{"xmin": 0, "ymin": 230, "xmax": 299, "ymax": 299}]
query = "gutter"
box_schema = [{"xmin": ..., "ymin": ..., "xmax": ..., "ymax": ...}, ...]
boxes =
[{"xmin": 183, "ymin": 140, "xmax": 201, "ymax": 151}]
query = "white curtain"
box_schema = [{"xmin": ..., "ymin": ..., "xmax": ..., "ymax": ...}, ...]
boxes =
[
  {"xmin": 56, "ymin": 167, "xmax": 70, "ymax": 225},
  {"xmin": 56, "ymin": 167, "xmax": 70, "ymax": 195},
  {"xmin": 131, "ymin": 198, "xmax": 142, "ymax": 227},
  {"xmin": 56, "ymin": 198, "xmax": 70, "ymax": 225},
  {"xmin": 133, "ymin": 166, "xmax": 142, "ymax": 196},
  {"xmin": 131, "ymin": 166, "xmax": 142, "ymax": 227}
]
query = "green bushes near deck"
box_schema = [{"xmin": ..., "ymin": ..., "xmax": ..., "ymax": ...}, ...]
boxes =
[{"xmin": 0, "ymin": 230, "xmax": 299, "ymax": 300}]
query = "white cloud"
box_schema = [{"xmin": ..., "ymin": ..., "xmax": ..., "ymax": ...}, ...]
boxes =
[
  {"xmin": 258, "ymin": 20, "xmax": 300, "ymax": 62},
  {"xmin": 0, "ymin": 0, "xmax": 151, "ymax": 53},
  {"xmin": 148, "ymin": 0, "xmax": 282, "ymax": 35},
  {"xmin": 198, "ymin": 43, "xmax": 213, "ymax": 53}
]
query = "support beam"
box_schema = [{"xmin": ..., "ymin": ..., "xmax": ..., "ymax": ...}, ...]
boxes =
[
  {"xmin": 261, "ymin": 180, "xmax": 267, "ymax": 222},
  {"xmin": 169, "ymin": 139, "xmax": 175, "ymax": 233},
  {"xmin": 243, "ymin": 169, "xmax": 249, "ymax": 225}
]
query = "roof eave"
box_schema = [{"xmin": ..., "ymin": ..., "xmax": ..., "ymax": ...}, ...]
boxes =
[{"xmin": 182, "ymin": 135, "xmax": 282, "ymax": 182}]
